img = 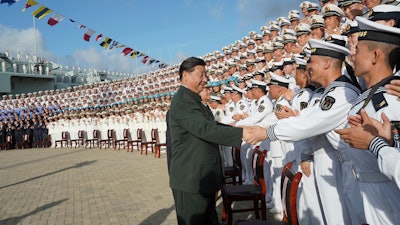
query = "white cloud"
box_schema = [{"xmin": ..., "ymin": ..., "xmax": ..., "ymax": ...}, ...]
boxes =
[
  {"xmin": 0, "ymin": 24, "xmax": 144, "ymax": 74},
  {"xmin": 0, "ymin": 24, "xmax": 55, "ymax": 60}
]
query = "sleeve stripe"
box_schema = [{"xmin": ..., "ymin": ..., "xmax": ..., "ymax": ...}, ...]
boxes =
[{"xmin": 369, "ymin": 136, "xmax": 390, "ymax": 157}]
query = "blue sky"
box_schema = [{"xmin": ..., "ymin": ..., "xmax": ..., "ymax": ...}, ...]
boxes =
[{"xmin": 0, "ymin": 0, "xmax": 305, "ymax": 74}]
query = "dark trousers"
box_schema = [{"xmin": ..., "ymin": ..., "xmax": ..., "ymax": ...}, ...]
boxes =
[{"xmin": 172, "ymin": 189, "xmax": 219, "ymax": 225}]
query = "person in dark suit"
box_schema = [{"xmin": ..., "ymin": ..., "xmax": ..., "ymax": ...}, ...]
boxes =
[
  {"xmin": 165, "ymin": 109, "xmax": 172, "ymax": 174},
  {"xmin": 169, "ymin": 57, "xmax": 253, "ymax": 225}
]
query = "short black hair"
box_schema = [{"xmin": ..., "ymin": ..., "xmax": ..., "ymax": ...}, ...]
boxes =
[{"xmin": 179, "ymin": 57, "xmax": 206, "ymax": 80}]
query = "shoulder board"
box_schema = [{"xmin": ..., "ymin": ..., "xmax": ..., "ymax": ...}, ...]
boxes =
[{"xmin": 371, "ymin": 92, "xmax": 388, "ymax": 111}]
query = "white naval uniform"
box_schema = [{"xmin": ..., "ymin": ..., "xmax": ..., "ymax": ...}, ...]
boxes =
[
  {"xmin": 221, "ymin": 100, "xmax": 235, "ymax": 124},
  {"xmin": 369, "ymin": 138, "xmax": 400, "ymax": 189},
  {"xmin": 236, "ymin": 95, "xmax": 274, "ymax": 184},
  {"xmin": 290, "ymin": 86, "xmax": 325, "ymax": 225},
  {"xmin": 336, "ymin": 75, "xmax": 400, "ymax": 225},
  {"xmin": 236, "ymin": 95, "xmax": 273, "ymax": 184},
  {"xmin": 267, "ymin": 76, "xmax": 363, "ymax": 225},
  {"xmin": 266, "ymin": 95, "xmax": 292, "ymax": 214}
]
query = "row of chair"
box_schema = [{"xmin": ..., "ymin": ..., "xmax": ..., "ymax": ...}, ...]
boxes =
[
  {"xmin": 54, "ymin": 128, "xmax": 167, "ymax": 158},
  {"xmin": 221, "ymin": 147, "xmax": 302, "ymax": 225}
]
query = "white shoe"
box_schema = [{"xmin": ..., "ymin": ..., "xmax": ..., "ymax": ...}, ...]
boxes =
[{"xmin": 269, "ymin": 206, "xmax": 282, "ymax": 214}]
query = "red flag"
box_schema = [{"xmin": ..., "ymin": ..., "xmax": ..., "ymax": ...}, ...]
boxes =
[
  {"xmin": 141, "ymin": 56, "xmax": 149, "ymax": 64},
  {"xmin": 83, "ymin": 29, "xmax": 95, "ymax": 42},
  {"xmin": 47, "ymin": 13, "xmax": 65, "ymax": 26},
  {"xmin": 95, "ymin": 34, "xmax": 103, "ymax": 42},
  {"xmin": 122, "ymin": 48, "xmax": 133, "ymax": 56}
]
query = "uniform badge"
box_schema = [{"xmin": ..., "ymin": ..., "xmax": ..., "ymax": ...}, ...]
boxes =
[
  {"xmin": 275, "ymin": 104, "xmax": 282, "ymax": 112},
  {"xmin": 300, "ymin": 102, "xmax": 308, "ymax": 110},
  {"xmin": 391, "ymin": 121, "xmax": 400, "ymax": 148},
  {"xmin": 240, "ymin": 104, "xmax": 245, "ymax": 110},
  {"xmin": 230, "ymin": 107, "xmax": 234, "ymax": 112},
  {"xmin": 321, "ymin": 96, "xmax": 335, "ymax": 111},
  {"xmin": 258, "ymin": 105, "xmax": 265, "ymax": 112},
  {"xmin": 372, "ymin": 92, "xmax": 388, "ymax": 112}
]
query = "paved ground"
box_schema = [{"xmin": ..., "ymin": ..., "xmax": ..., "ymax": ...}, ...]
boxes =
[{"xmin": 0, "ymin": 147, "xmax": 271, "ymax": 225}]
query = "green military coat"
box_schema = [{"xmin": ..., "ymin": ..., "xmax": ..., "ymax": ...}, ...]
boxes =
[{"xmin": 169, "ymin": 86, "xmax": 243, "ymax": 194}]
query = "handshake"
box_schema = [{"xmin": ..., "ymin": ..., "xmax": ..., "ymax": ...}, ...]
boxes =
[{"xmin": 242, "ymin": 126, "xmax": 268, "ymax": 145}]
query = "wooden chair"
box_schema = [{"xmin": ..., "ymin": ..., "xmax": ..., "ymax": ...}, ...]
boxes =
[
  {"xmin": 154, "ymin": 129, "xmax": 166, "ymax": 158},
  {"xmin": 140, "ymin": 128, "xmax": 157, "ymax": 155},
  {"xmin": 100, "ymin": 129, "xmax": 115, "ymax": 149},
  {"xmin": 55, "ymin": 131, "xmax": 69, "ymax": 148},
  {"xmin": 86, "ymin": 130, "xmax": 100, "ymax": 148},
  {"xmin": 127, "ymin": 128, "xmax": 143, "ymax": 152},
  {"xmin": 115, "ymin": 129, "xmax": 130, "ymax": 150},
  {"xmin": 221, "ymin": 148, "xmax": 267, "ymax": 225},
  {"xmin": 22, "ymin": 134, "xmax": 31, "ymax": 149},
  {"xmin": 224, "ymin": 147, "xmax": 243, "ymax": 185},
  {"xmin": 71, "ymin": 130, "xmax": 85, "ymax": 148},
  {"xmin": 233, "ymin": 162, "xmax": 303, "ymax": 225}
]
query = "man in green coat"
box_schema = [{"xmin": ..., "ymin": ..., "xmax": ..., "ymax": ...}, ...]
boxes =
[{"xmin": 169, "ymin": 57, "xmax": 248, "ymax": 225}]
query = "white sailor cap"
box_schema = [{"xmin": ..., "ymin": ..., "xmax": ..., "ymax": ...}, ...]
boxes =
[
  {"xmin": 231, "ymin": 85, "xmax": 245, "ymax": 94},
  {"xmin": 283, "ymin": 57, "xmax": 295, "ymax": 66},
  {"xmin": 269, "ymin": 61, "xmax": 284, "ymax": 71},
  {"xmin": 269, "ymin": 24, "xmax": 280, "ymax": 32},
  {"xmin": 342, "ymin": 20, "xmax": 359, "ymax": 35},
  {"xmin": 255, "ymin": 56, "xmax": 266, "ymax": 63},
  {"xmin": 322, "ymin": 4, "xmax": 344, "ymax": 18},
  {"xmin": 309, "ymin": 15, "xmax": 325, "ymax": 29},
  {"xmin": 263, "ymin": 44, "xmax": 274, "ymax": 53},
  {"xmin": 284, "ymin": 29, "xmax": 296, "ymax": 36},
  {"xmin": 254, "ymin": 34, "xmax": 263, "ymax": 40},
  {"xmin": 338, "ymin": 0, "xmax": 362, "ymax": 7},
  {"xmin": 260, "ymin": 25, "xmax": 269, "ymax": 32},
  {"xmin": 247, "ymin": 40, "xmax": 256, "ymax": 46},
  {"xmin": 223, "ymin": 86, "xmax": 233, "ymax": 93},
  {"xmin": 295, "ymin": 23, "xmax": 311, "ymax": 36},
  {"xmin": 268, "ymin": 73, "xmax": 290, "ymax": 88},
  {"xmin": 295, "ymin": 57, "xmax": 307, "ymax": 70},
  {"xmin": 251, "ymin": 79, "xmax": 268, "ymax": 90},
  {"xmin": 368, "ymin": 5, "xmax": 400, "ymax": 27},
  {"xmin": 356, "ymin": 16, "xmax": 400, "ymax": 45},
  {"xmin": 288, "ymin": 13, "xmax": 301, "ymax": 22},
  {"xmin": 289, "ymin": 9, "xmax": 300, "ymax": 15},
  {"xmin": 253, "ymin": 70, "xmax": 266, "ymax": 77},
  {"xmin": 300, "ymin": 1, "xmax": 311, "ymax": 8},
  {"xmin": 262, "ymin": 29, "xmax": 271, "ymax": 36},
  {"xmin": 272, "ymin": 42, "xmax": 284, "ymax": 50},
  {"xmin": 309, "ymin": 38, "xmax": 350, "ymax": 61},
  {"xmin": 242, "ymin": 36, "xmax": 250, "ymax": 42},
  {"xmin": 282, "ymin": 34, "xmax": 297, "ymax": 44},
  {"xmin": 249, "ymin": 31, "xmax": 257, "ymax": 36},
  {"xmin": 210, "ymin": 95, "xmax": 221, "ymax": 102},
  {"xmin": 279, "ymin": 18, "xmax": 291, "ymax": 27},
  {"xmin": 307, "ymin": 2, "xmax": 319, "ymax": 12},
  {"xmin": 256, "ymin": 46, "xmax": 264, "ymax": 53}
]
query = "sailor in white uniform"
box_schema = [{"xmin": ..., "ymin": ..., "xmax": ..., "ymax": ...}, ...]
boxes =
[
  {"xmin": 333, "ymin": 17, "xmax": 400, "ymax": 225},
  {"xmin": 262, "ymin": 38, "xmax": 364, "ymax": 224}
]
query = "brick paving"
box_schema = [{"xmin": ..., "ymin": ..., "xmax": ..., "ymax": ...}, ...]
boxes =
[{"xmin": 0, "ymin": 147, "xmax": 272, "ymax": 225}]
